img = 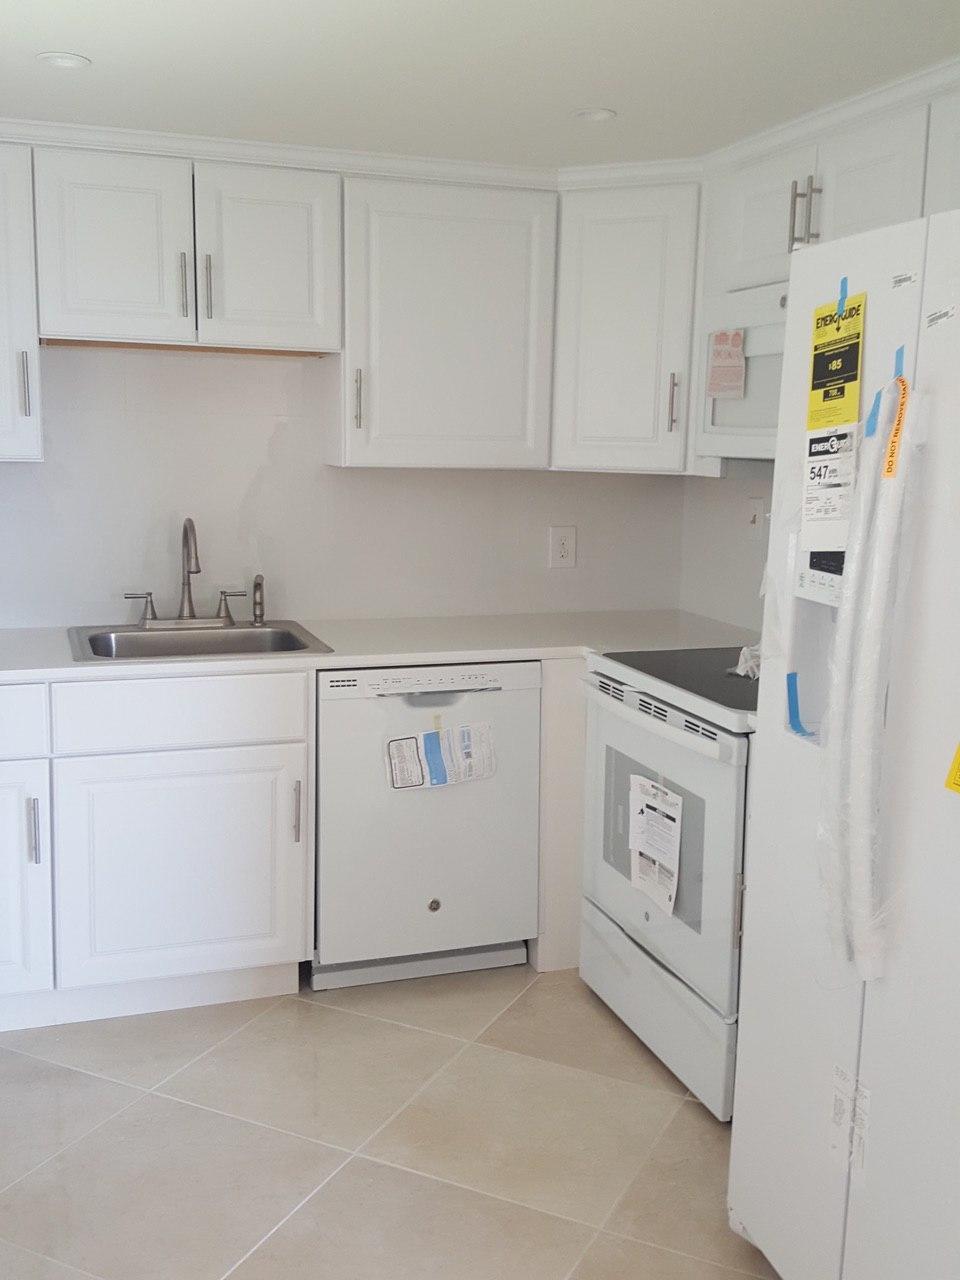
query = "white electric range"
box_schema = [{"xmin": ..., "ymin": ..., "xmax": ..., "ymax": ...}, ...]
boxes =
[{"xmin": 579, "ymin": 647, "xmax": 758, "ymax": 1120}]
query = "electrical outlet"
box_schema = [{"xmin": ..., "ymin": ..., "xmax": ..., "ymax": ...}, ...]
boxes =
[
  {"xmin": 747, "ymin": 498, "xmax": 767, "ymax": 539},
  {"xmin": 548, "ymin": 525, "xmax": 577, "ymax": 568}
]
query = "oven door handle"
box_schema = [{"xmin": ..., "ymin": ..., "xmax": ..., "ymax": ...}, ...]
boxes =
[{"xmin": 582, "ymin": 681, "xmax": 744, "ymax": 765}]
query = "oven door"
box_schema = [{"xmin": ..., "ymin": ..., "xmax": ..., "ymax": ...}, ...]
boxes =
[{"xmin": 582, "ymin": 681, "xmax": 748, "ymax": 1017}]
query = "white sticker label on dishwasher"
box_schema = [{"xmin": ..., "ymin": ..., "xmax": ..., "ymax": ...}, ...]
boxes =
[
  {"xmin": 387, "ymin": 723, "xmax": 495, "ymax": 789},
  {"xmin": 628, "ymin": 775, "xmax": 682, "ymax": 914}
]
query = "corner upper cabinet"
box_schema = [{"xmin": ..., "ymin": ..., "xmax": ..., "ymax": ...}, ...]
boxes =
[
  {"xmin": 193, "ymin": 163, "xmax": 341, "ymax": 350},
  {"xmin": 336, "ymin": 178, "xmax": 556, "ymax": 468},
  {"xmin": 551, "ymin": 184, "xmax": 698, "ymax": 472},
  {"xmin": 925, "ymin": 91, "xmax": 960, "ymax": 214},
  {"xmin": 0, "ymin": 145, "xmax": 43, "ymax": 460},
  {"xmin": 35, "ymin": 148, "xmax": 196, "ymax": 343}
]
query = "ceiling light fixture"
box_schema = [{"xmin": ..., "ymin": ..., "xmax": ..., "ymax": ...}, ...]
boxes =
[
  {"xmin": 36, "ymin": 51, "xmax": 92, "ymax": 69},
  {"xmin": 573, "ymin": 107, "xmax": 618, "ymax": 123}
]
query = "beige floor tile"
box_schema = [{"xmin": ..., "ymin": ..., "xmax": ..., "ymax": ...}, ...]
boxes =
[
  {"xmin": 364, "ymin": 1042, "xmax": 682, "ymax": 1225},
  {"xmin": 302, "ymin": 963, "xmax": 535, "ymax": 1038},
  {"xmin": 160, "ymin": 997, "xmax": 462, "ymax": 1148},
  {"xmin": 573, "ymin": 1233, "xmax": 761, "ymax": 1279},
  {"xmin": 231, "ymin": 1156, "xmax": 593, "ymax": 1280},
  {"xmin": 0, "ymin": 1049, "xmax": 140, "ymax": 1190},
  {"xmin": 0, "ymin": 1239, "xmax": 106, "ymax": 1279},
  {"xmin": 0, "ymin": 999, "xmax": 276, "ymax": 1089},
  {"xmin": 479, "ymin": 969, "xmax": 686, "ymax": 1093},
  {"xmin": 0, "ymin": 1094, "xmax": 343, "ymax": 1280},
  {"xmin": 606, "ymin": 1101, "xmax": 778, "ymax": 1278}
]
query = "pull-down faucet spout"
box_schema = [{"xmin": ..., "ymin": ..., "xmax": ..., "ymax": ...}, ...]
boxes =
[{"xmin": 178, "ymin": 518, "xmax": 201, "ymax": 619}]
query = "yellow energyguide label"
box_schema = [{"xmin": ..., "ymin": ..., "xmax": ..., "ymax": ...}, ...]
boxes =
[
  {"xmin": 807, "ymin": 293, "xmax": 866, "ymax": 431},
  {"xmin": 946, "ymin": 744, "xmax": 960, "ymax": 796}
]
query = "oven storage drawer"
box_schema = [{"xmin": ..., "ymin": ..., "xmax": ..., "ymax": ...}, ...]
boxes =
[{"xmin": 581, "ymin": 897, "xmax": 737, "ymax": 1120}]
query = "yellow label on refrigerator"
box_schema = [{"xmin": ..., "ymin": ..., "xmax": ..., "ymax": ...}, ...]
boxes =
[
  {"xmin": 946, "ymin": 744, "xmax": 960, "ymax": 796},
  {"xmin": 807, "ymin": 293, "xmax": 866, "ymax": 431}
]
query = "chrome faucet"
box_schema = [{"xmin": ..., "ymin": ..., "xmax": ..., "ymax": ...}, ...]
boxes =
[
  {"xmin": 178, "ymin": 518, "xmax": 201, "ymax": 619},
  {"xmin": 252, "ymin": 574, "xmax": 265, "ymax": 626}
]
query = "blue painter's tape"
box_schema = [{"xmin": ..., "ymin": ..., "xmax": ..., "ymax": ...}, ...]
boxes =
[
  {"xmin": 894, "ymin": 345, "xmax": 904, "ymax": 378},
  {"xmin": 421, "ymin": 731, "xmax": 448, "ymax": 786},
  {"xmin": 786, "ymin": 672, "xmax": 814, "ymax": 738},
  {"xmin": 864, "ymin": 389, "xmax": 881, "ymax": 438},
  {"xmin": 837, "ymin": 276, "xmax": 848, "ymax": 318}
]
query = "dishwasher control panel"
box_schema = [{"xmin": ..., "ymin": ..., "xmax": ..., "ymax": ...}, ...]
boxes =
[{"xmin": 318, "ymin": 662, "xmax": 541, "ymax": 700}]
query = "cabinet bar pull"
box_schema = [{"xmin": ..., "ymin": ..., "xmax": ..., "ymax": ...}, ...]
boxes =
[
  {"xmin": 204, "ymin": 253, "xmax": 214, "ymax": 320},
  {"xmin": 802, "ymin": 173, "xmax": 822, "ymax": 244},
  {"xmin": 354, "ymin": 368, "xmax": 363, "ymax": 430},
  {"xmin": 787, "ymin": 179, "xmax": 801, "ymax": 252},
  {"xmin": 18, "ymin": 351, "xmax": 31, "ymax": 417},
  {"xmin": 26, "ymin": 797, "xmax": 41, "ymax": 864},
  {"xmin": 293, "ymin": 780, "xmax": 302, "ymax": 843},
  {"xmin": 666, "ymin": 372, "xmax": 680, "ymax": 433},
  {"xmin": 179, "ymin": 251, "xmax": 190, "ymax": 318}
]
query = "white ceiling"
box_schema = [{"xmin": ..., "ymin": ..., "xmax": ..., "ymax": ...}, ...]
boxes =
[{"xmin": 2, "ymin": 0, "xmax": 958, "ymax": 168}]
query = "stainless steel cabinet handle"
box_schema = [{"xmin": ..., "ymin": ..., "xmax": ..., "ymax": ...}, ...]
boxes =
[
  {"xmin": 18, "ymin": 351, "xmax": 31, "ymax": 417},
  {"xmin": 204, "ymin": 253, "xmax": 213, "ymax": 320},
  {"xmin": 26, "ymin": 797, "xmax": 41, "ymax": 864},
  {"xmin": 666, "ymin": 372, "xmax": 680, "ymax": 433},
  {"xmin": 803, "ymin": 173, "xmax": 822, "ymax": 244},
  {"xmin": 293, "ymin": 780, "xmax": 302, "ymax": 843},
  {"xmin": 179, "ymin": 251, "xmax": 189, "ymax": 318},
  {"xmin": 354, "ymin": 369, "xmax": 363, "ymax": 430},
  {"xmin": 787, "ymin": 179, "xmax": 801, "ymax": 253}
]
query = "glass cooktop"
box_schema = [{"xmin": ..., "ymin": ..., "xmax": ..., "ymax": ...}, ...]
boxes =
[{"xmin": 602, "ymin": 647, "xmax": 760, "ymax": 714}]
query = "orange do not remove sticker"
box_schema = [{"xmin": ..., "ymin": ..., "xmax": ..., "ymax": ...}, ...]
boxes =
[
  {"xmin": 882, "ymin": 376, "xmax": 910, "ymax": 479},
  {"xmin": 946, "ymin": 745, "xmax": 960, "ymax": 796}
]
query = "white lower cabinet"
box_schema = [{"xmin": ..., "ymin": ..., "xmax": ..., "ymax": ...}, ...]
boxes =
[
  {"xmin": 0, "ymin": 759, "xmax": 53, "ymax": 996},
  {"xmin": 54, "ymin": 743, "xmax": 308, "ymax": 988}
]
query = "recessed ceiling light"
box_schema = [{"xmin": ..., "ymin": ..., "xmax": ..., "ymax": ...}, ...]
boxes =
[
  {"xmin": 573, "ymin": 107, "xmax": 618, "ymax": 123},
  {"xmin": 36, "ymin": 51, "xmax": 92, "ymax": 69}
]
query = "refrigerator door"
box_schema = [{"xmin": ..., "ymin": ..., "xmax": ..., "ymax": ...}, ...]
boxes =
[
  {"xmin": 728, "ymin": 218, "xmax": 928, "ymax": 1280},
  {"xmin": 841, "ymin": 210, "xmax": 960, "ymax": 1280}
]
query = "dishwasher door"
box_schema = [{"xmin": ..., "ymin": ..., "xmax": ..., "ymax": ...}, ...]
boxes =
[{"xmin": 317, "ymin": 662, "xmax": 541, "ymax": 965}]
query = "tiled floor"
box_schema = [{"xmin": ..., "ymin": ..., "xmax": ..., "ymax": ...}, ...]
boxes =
[{"xmin": 0, "ymin": 967, "xmax": 778, "ymax": 1280}]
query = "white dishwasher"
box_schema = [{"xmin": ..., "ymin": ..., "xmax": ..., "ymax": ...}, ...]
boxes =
[{"xmin": 312, "ymin": 662, "xmax": 541, "ymax": 989}]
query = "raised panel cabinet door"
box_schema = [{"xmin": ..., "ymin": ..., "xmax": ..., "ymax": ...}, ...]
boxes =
[
  {"xmin": 53, "ymin": 743, "xmax": 308, "ymax": 988},
  {"xmin": 813, "ymin": 105, "xmax": 928, "ymax": 244},
  {"xmin": 342, "ymin": 178, "xmax": 556, "ymax": 468},
  {"xmin": 0, "ymin": 760, "xmax": 53, "ymax": 996},
  {"xmin": 551, "ymin": 184, "xmax": 698, "ymax": 472},
  {"xmin": 34, "ymin": 148, "xmax": 196, "ymax": 343},
  {"xmin": 924, "ymin": 91, "xmax": 960, "ymax": 215},
  {"xmin": 194, "ymin": 163, "xmax": 341, "ymax": 350},
  {"xmin": 0, "ymin": 145, "xmax": 43, "ymax": 461},
  {"xmin": 703, "ymin": 145, "xmax": 818, "ymax": 292}
]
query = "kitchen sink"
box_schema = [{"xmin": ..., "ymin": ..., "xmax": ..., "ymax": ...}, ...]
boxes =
[{"xmin": 69, "ymin": 621, "xmax": 332, "ymax": 662}]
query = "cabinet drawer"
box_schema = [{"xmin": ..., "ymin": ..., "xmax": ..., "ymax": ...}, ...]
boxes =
[
  {"xmin": 0, "ymin": 684, "xmax": 49, "ymax": 759},
  {"xmin": 52, "ymin": 672, "xmax": 308, "ymax": 754}
]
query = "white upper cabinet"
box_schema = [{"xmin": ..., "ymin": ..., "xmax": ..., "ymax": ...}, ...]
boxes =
[
  {"xmin": 35, "ymin": 148, "xmax": 196, "ymax": 343},
  {"xmin": 194, "ymin": 163, "xmax": 341, "ymax": 350},
  {"xmin": 925, "ymin": 91, "xmax": 960, "ymax": 214},
  {"xmin": 338, "ymin": 177, "xmax": 556, "ymax": 468},
  {"xmin": 0, "ymin": 759, "xmax": 53, "ymax": 996},
  {"xmin": 704, "ymin": 145, "xmax": 818, "ymax": 294},
  {"xmin": 814, "ymin": 106, "xmax": 928, "ymax": 243},
  {"xmin": 551, "ymin": 184, "xmax": 699, "ymax": 473},
  {"xmin": 0, "ymin": 145, "xmax": 43, "ymax": 461}
]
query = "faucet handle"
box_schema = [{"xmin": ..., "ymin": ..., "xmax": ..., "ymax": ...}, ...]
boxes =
[
  {"xmin": 124, "ymin": 591, "xmax": 158, "ymax": 624},
  {"xmin": 216, "ymin": 590, "xmax": 247, "ymax": 624}
]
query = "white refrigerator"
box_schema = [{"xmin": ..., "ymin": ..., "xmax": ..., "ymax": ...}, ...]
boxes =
[{"xmin": 728, "ymin": 209, "xmax": 960, "ymax": 1280}]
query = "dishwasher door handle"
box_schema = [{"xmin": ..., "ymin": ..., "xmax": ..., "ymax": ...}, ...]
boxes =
[{"xmin": 375, "ymin": 686, "xmax": 502, "ymax": 698}]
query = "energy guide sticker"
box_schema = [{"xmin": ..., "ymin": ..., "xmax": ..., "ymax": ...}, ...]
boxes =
[
  {"xmin": 807, "ymin": 293, "xmax": 866, "ymax": 431},
  {"xmin": 945, "ymin": 744, "xmax": 960, "ymax": 796},
  {"xmin": 387, "ymin": 723, "xmax": 495, "ymax": 789}
]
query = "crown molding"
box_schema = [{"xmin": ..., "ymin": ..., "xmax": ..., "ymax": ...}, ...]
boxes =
[
  {"xmin": 0, "ymin": 115, "xmax": 559, "ymax": 190},
  {"xmin": 558, "ymin": 157, "xmax": 703, "ymax": 191}
]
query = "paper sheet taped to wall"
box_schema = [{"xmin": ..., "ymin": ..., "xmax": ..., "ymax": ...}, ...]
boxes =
[
  {"xmin": 706, "ymin": 329, "xmax": 746, "ymax": 399},
  {"xmin": 386, "ymin": 724, "xmax": 495, "ymax": 789},
  {"xmin": 628, "ymin": 775, "xmax": 682, "ymax": 914}
]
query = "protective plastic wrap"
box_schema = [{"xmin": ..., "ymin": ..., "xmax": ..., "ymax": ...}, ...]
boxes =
[{"xmin": 819, "ymin": 376, "xmax": 921, "ymax": 980}]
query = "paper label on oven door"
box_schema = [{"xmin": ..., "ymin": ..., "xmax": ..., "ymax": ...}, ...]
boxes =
[
  {"xmin": 628, "ymin": 775, "xmax": 682, "ymax": 914},
  {"xmin": 386, "ymin": 723, "xmax": 495, "ymax": 789}
]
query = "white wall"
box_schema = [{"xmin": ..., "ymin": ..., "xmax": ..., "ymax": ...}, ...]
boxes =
[
  {"xmin": 0, "ymin": 346, "xmax": 690, "ymax": 629},
  {"xmin": 679, "ymin": 459, "xmax": 775, "ymax": 632}
]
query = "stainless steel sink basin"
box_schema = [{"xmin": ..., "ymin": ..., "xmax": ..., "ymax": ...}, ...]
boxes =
[{"xmin": 69, "ymin": 620, "xmax": 332, "ymax": 662}]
